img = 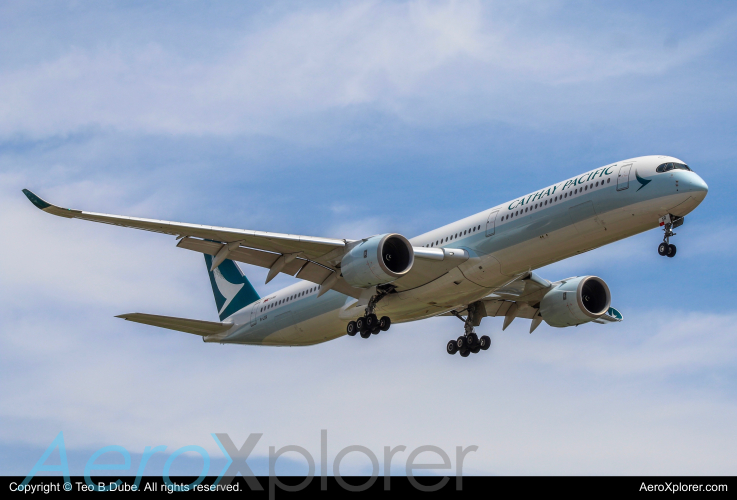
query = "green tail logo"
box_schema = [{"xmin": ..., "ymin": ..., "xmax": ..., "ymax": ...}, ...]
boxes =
[{"xmin": 635, "ymin": 170, "xmax": 651, "ymax": 191}]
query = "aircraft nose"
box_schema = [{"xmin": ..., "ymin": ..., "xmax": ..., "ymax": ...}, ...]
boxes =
[{"xmin": 686, "ymin": 174, "xmax": 709, "ymax": 201}]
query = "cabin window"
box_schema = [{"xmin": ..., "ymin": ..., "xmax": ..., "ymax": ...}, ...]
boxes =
[{"xmin": 607, "ymin": 178, "xmax": 611, "ymax": 183}]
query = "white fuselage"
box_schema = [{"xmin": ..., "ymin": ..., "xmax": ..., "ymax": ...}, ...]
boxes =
[{"xmin": 215, "ymin": 155, "xmax": 708, "ymax": 346}]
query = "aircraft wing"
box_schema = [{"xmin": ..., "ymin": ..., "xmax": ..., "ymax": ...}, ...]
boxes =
[
  {"xmin": 23, "ymin": 189, "xmax": 485, "ymax": 297},
  {"xmin": 443, "ymin": 271, "xmax": 623, "ymax": 332},
  {"xmin": 22, "ymin": 189, "xmax": 347, "ymax": 259},
  {"xmin": 24, "ymin": 189, "xmax": 461, "ymax": 298}
]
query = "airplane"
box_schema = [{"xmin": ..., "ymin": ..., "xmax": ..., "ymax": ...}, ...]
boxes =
[{"xmin": 22, "ymin": 155, "xmax": 708, "ymax": 358}]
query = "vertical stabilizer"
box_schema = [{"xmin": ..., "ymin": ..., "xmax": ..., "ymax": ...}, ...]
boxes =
[{"xmin": 204, "ymin": 254, "xmax": 260, "ymax": 320}]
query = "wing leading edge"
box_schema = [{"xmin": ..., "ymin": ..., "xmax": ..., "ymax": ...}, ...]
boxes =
[{"xmin": 23, "ymin": 189, "xmax": 478, "ymax": 297}]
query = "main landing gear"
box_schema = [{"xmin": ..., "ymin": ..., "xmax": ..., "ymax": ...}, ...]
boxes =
[
  {"xmin": 345, "ymin": 291, "xmax": 392, "ymax": 339},
  {"xmin": 657, "ymin": 214, "xmax": 684, "ymax": 258},
  {"xmin": 347, "ymin": 314, "xmax": 391, "ymax": 338},
  {"xmin": 446, "ymin": 302, "xmax": 490, "ymax": 358}
]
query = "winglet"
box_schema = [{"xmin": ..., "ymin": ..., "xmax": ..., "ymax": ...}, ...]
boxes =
[
  {"xmin": 22, "ymin": 189, "xmax": 51, "ymax": 210},
  {"xmin": 22, "ymin": 189, "xmax": 80, "ymax": 218}
]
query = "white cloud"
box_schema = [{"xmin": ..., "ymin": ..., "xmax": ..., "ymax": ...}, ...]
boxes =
[
  {"xmin": 0, "ymin": 174, "xmax": 212, "ymax": 315},
  {"xmin": 1, "ymin": 1, "xmax": 734, "ymax": 138}
]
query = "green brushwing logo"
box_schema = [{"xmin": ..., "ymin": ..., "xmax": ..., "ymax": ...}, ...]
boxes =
[{"xmin": 635, "ymin": 170, "xmax": 651, "ymax": 191}]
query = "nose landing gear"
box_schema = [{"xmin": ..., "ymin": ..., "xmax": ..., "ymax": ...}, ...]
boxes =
[
  {"xmin": 657, "ymin": 214, "xmax": 683, "ymax": 258},
  {"xmin": 446, "ymin": 302, "xmax": 490, "ymax": 358}
]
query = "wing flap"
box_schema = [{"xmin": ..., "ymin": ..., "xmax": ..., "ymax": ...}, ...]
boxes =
[
  {"xmin": 177, "ymin": 237, "xmax": 304, "ymax": 275},
  {"xmin": 480, "ymin": 299, "xmax": 539, "ymax": 319},
  {"xmin": 116, "ymin": 313, "xmax": 232, "ymax": 336},
  {"xmin": 296, "ymin": 261, "xmax": 333, "ymax": 284},
  {"xmin": 177, "ymin": 237, "xmax": 361, "ymax": 298}
]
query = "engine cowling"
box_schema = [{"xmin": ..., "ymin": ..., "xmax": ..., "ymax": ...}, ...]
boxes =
[
  {"xmin": 540, "ymin": 276, "xmax": 611, "ymax": 327},
  {"xmin": 341, "ymin": 233, "xmax": 414, "ymax": 288}
]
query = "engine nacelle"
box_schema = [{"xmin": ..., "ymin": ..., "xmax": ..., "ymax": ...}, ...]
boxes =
[
  {"xmin": 540, "ymin": 276, "xmax": 611, "ymax": 327},
  {"xmin": 341, "ymin": 234, "xmax": 414, "ymax": 288}
]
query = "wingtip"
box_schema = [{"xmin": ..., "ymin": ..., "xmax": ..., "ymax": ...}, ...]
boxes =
[{"xmin": 22, "ymin": 189, "xmax": 52, "ymax": 210}]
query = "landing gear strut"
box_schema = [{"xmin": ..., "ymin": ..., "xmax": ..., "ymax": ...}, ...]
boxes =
[
  {"xmin": 446, "ymin": 301, "xmax": 490, "ymax": 357},
  {"xmin": 345, "ymin": 289, "xmax": 392, "ymax": 339},
  {"xmin": 657, "ymin": 214, "xmax": 683, "ymax": 258}
]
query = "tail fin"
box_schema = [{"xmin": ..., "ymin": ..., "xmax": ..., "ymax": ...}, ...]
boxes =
[{"xmin": 204, "ymin": 255, "xmax": 260, "ymax": 321}]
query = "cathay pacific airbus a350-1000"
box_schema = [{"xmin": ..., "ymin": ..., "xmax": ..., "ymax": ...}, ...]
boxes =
[{"xmin": 23, "ymin": 155, "xmax": 708, "ymax": 357}]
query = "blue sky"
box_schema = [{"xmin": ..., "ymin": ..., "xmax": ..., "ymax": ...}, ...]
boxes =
[{"xmin": 1, "ymin": 0, "xmax": 736, "ymax": 476}]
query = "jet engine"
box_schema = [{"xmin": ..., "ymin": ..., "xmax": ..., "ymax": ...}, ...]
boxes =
[
  {"xmin": 540, "ymin": 276, "xmax": 611, "ymax": 327},
  {"xmin": 341, "ymin": 234, "xmax": 414, "ymax": 288}
]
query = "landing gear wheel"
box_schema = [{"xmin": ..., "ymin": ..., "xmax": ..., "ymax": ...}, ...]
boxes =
[
  {"xmin": 667, "ymin": 244, "xmax": 677, "ymax": 258},
  {"xmin": 365, "ymin": 314, "xmax": 378, "ymax": 330},
  {"xmin": 459, "ymin": 349, "xmax": 470, "ymax": 358},
  {"xmin": 471, "ymin": 346, "xmax": 481, "ymax": 354},
  {"xmin": 658, "ymin": 242, "xmax": 669, "ymax": 256},
  {"xmin": 356, "ymin": 317, "xmax": 366, "ymax": 332},
  {"xmin": 456, "ymin": 336, "xmax": 467, "ymax": 351},
  {"xmin": 346, "ymin": 321, "xmax": 357, "ymax": 336},
  {"xmin": 379, "ymin": 316, "xmax": 391, "ymax": 331},
  {"xmin": 479, "ymin": 335, "xmax": 491, "ymax": 350},
  {"xmin": 371, "ymin": 326, "xmax": 380, "ymax": 335},
  {"xmin": 447, "ymin": 340, "xmax": 458, "ymax": 355},
  {"xmin": 360, "ymin": 329, "xmax": 371, "ymax": 339},
  {"xmin": 467, "ymin": 332, "xmax": 478, "ymax": 346}
]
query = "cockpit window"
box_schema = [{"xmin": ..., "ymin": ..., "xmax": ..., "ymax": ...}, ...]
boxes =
[{"xmin": 656, "ymin": 162, "xmax": 692, "ymax": 173}]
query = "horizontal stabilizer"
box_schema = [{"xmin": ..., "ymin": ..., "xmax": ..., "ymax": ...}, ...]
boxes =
[{"xmin": 115, "ymin": 313, "xmax": 232, "ymax": 336}]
